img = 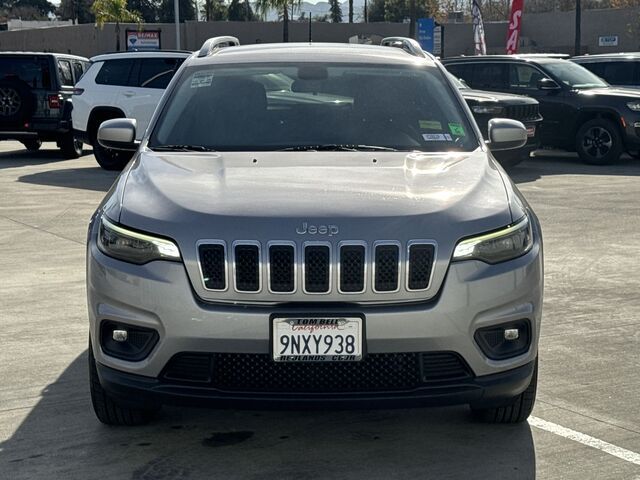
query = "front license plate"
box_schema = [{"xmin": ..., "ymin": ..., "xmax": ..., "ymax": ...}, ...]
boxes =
[
  {"xmin": 272, "ymin": 317, "xmax": 363, "ymax": 362},
  {"xmin": 526, "ymin": 125, "xmax": 536, "ymax": 137}
]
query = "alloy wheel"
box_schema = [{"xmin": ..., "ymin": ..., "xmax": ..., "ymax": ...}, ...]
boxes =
[
  {"xmin": 582, "ymin": 126, "xmax": 613, "ymax": 159},
  {"xmin": 0, "ymin": 87, "xmax": 21, "ymax": 116}
]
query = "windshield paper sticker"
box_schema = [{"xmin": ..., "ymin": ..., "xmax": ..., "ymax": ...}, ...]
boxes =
[
  {"xmin": 423, "ymin": 133, "xmax": 452, "ymax": 141},
  {"xmin": 419, "ymin": 120, "xmax": 442, "ymax": 130},
  {"xmin": 191, "ymin": 72, "xmax": 214, "ymax": 88},
  {"xmin": 448, "ymin": 123, "xmax": 466, "ymax": 136}
]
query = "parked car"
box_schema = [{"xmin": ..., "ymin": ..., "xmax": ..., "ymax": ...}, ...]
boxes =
[
  {"xmin": 572, "ymin": 53, "xmax": 640, "ymax": 88},
  {"xmin": 87, "ymin": 37, "xmax": 543, "ymax": 426},
  {"xmin": 450, "ymin": 75, "xmax": 542, "ymax": 168},
  {"xmin": 72, "ymin": 50, "xmax": 190, "ymax": 170},
  {"xmin": 0, "ymin": 52, "xmax": 89, "ymax": 157},
  {"xmin": 443, "ymin": 55, "xmax": 640, "ymax": 164}
]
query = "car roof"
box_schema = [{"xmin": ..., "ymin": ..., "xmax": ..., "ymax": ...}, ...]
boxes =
[
  {"xmin": 443, "ymin": 55, "xmax": 573, "ymax": 66},
  {"xmin": 572, "ymin": 52, "xmax": 640, "ymax": 62},
  {"xmin": 187, "ymin": 42, "xmax": 438, "ymax": 67},
  {"xmin": 0, "ymin": 52, "xmax": 89, "ymax": 61},
  {"xmin": 91, "ymin": 50, "xmax": 192, "ymax": 62}
]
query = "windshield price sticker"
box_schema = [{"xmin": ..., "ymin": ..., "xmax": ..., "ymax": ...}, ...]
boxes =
[
  {"xmin": 273, "ymin": 317, "xmax": 363, "ymax": 362},
  {"xmin": 191, "ymin": 71, "xmax": 214, "ymax": 88}
]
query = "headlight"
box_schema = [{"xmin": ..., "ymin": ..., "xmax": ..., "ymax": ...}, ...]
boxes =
[
  {"xmin": 472, "ymin": 105, "xmax": 505, "ymax": 115},
  {"xmin": 627, "ymin": 101, "xmax": 640, "ymax": 112},
  {"xmin": 452, "ymin": 215, "xmax": 533, "ymax": 264},
  {"xmin": 97, "ymin": 215, "xmax": 181, "ymax": 264}
]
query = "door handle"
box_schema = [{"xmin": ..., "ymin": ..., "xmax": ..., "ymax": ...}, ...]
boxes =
[{"xmin": 123, "ymin": 91, "xmax": 136, "ymax": 97}]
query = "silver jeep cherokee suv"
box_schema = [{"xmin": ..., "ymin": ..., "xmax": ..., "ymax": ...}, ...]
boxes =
[{"xmin": 87, "ymin": 37, "xmax": 543, "ymax": 425}]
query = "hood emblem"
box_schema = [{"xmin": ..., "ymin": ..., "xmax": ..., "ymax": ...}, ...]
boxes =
[{"xmin": 296, "ymin": 222, "xmax": 339, "ymax": 236}]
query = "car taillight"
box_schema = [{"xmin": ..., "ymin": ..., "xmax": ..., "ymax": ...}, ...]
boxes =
[
  {"xmin": 73, "ymin": 88, "xmax": 84, "ymax": 95},
  {"xmin": 48, "ymin": 94, "xmax": 61, "ymax": 109}
]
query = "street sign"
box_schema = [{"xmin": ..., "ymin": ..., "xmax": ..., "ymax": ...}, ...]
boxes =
[
  {"xmin": 418, "ymin": 18, "xmax": 443, "ymax": 56},
  {"xmin": 598, "ymin": 35, "xmax": 618, "ymax": 47}
]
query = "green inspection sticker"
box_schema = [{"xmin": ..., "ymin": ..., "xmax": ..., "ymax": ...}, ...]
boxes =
[
  {"xmin": 419, "ymin": 120, "xmax": 442, "ymax": 130},
  {"xmin": 448, "ymin": 123, "xmax": 466, "ymax": 136}
]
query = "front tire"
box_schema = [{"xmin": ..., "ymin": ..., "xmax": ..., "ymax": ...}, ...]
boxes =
[
  {"xmin": 89, "ymin": 340, "xmax": 159, "ymax": 426},
  {"xmin": 470, "ymin": 358, "xmax": 538, "ymax": 424},
  {"xmin": 576, "ymin": 119, "xmax": 623, "ymax": 165},
  {"xmin": 93, "ymin": 140, "xmax": 134, "ymax": 171}
]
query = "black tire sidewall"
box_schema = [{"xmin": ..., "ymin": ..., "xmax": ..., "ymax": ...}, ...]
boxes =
[{"xmin": 576, "ymin": 119, "xmax": 623, "ymax": 165}]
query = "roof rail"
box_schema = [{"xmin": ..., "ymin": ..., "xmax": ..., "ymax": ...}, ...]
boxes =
[
  {"xmin": 197, "ymin": 36, "xmax": 240, "ymax": 58},
  {"xmin": 380, "ymin": 37, "xmax": 427, "ymax": 59}
]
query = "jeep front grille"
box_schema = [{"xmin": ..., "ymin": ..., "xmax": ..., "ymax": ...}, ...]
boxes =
[{"xmin": 197, "ymin": 239, "xmax": 437, "ymax": 298}]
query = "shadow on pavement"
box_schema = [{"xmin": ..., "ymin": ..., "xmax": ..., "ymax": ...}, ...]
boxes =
[
  {"xmin": 0, "ymin": 351, "xmax": 536, "ymax": 480},
  {"xmin": 18, "ymin": 167, "xmax": 117, "ymax": 192},
  {"xmin": 510, "ymin": 154, "xmax": 640, "ymax": 184}
]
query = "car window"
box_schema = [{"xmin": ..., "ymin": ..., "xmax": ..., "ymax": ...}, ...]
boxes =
[
  {"xmin": 95, "ymin": 59, "xmax": 135, "ymax": 86},
  {"xmin": 541, "ymin": 60, "xmax": 608, "ymax": 89},
  {"xmin": 58, "ymin": 60, "xmax": 74, "ymax": 86},
  {"xmin": 579, "ymin": 62, "xmax": 605, "ymax": 78},
  {"xmin": 601, "ymin": 61, "xmax": 637, "ymax": 86},
  {"xmin": 138, "ymin": 58, "xmax": 184, "ymax": 89},
  {"xmin": 444, "ymin": 63, "xmax": 470, "ymax": 83},
  {"xmin": 470, "ymin": 63, "xmax": 508, "ymax": 90},
  {"xmin": 509, "ymin": 64, "xmax": 545, "ymax": 91},
  {"xmin": 0, "ymin": 56, "xmax": 52, "ymax": 89},
  {"xmin": 150, "ymin": 62, "xmax": 479, "ymax": 153},
  {"xmin": 72, "ymin": 61, "xmax": 85, "ymax": 82}
]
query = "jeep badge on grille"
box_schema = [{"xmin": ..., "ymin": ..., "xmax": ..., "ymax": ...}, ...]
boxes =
[{"xmin": 296, "ymin": 222, "xmax": 339, "ymax": 236}]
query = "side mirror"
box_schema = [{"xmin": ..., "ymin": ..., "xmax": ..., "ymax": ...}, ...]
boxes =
[
  {"xmin": 488, "ymin": 118, "xmax": 528, "ymax": 151},
  {"xmin": 537, "ymin": 77, "xmax": 561, "ymax": 90},
  {"xmin": 97, "ymin": 118, "xmax": 138, "ymax": 151}
]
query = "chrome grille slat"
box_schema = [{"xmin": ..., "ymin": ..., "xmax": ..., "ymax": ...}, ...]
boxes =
[{"xmin": 196, "ymin": 239, "xmax": 436, "ymax": 299}]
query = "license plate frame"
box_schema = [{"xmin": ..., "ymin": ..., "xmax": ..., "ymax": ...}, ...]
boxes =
[{"xmin": 270, "ymin": 314, "xmax": 366, "ymax": 362}]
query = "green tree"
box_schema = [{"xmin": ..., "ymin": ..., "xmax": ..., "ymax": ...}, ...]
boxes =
[
  {"xmin": 159, "ymin": 0, "xmax": 196, "ymax": 22},
  {"xmin": 127, "ymin": 0, "xmax": 160, "ymax": 22},
  {"xmin": 228, "ymin": 0, "xmax": 257, "ymax": 20},
  {"xmin": 201, "ymin": 0, "xmax": 227, "ymax": 20},
  {"xmin": 1, "ymin": 0, "xmax": 55, "ymax": 19},
  {"xmin": 255, "ymin": 0, "xmax": 302, "ymax": 42},
  {"xmin": 58, "ymin": 0, "xmax": 95, "ymax": 23},
  {"xmin": 329, "ymin": 0, "xmax": 341, "ymax": 22},
  {"xmin": 92, "ymin": 0, "xmax": 143, "ymax": 51}
]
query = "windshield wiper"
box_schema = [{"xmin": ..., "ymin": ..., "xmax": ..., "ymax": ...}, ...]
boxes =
[
  {"xmin": 150, "ymin": 144, "xmax": 217, "ymax": 152},
  {"xmin": 280, "ymin": 144, "xmax": 398, "ymax": 152}
]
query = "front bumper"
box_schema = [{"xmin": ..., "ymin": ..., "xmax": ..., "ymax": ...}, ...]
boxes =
[{"xmin": 87, "ymin": 214, "xmax": 543, "ymax": 407}]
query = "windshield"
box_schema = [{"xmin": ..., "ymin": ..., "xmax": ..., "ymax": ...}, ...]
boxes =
[
  {"xmin": 542, "ymin": 60, "xmax": 608, "ymax": 89},
  {"xmin": 149, "ymin": 62, "xmax": 479, "ymax": 152}
]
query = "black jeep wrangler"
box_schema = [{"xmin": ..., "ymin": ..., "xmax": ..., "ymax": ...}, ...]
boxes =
[{"xmin": 0, "ymin": 52, "xmax": 90, "ymax": 158}]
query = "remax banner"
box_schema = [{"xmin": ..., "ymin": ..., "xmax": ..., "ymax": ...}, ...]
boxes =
[{"xmin": 506, "ymin": 0, "xmax": 524, "ymax": 54}]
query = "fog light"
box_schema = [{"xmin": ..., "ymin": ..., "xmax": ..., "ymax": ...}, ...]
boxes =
[
  {"xmin": 112, "ymin": 329, "xmax": 128, "ymax": 342},
  {"xmin": 504, "ymin": 328, "xmax": 520, "ymax": 341},
  {"xmin": 474, "ymin": 320, "xmax": 531, "ymax": 360},
  {"xmin": 100, "ymin": 321, "xmax": 159, "ymax": 361}
]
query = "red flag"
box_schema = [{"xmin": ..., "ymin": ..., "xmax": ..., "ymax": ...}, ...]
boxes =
[{"xmin": 506, "ymin": 0, "xmax": 524, "ymax": 54}]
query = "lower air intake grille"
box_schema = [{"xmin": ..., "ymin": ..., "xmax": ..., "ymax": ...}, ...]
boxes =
[
  {"xmin": 374, "ymin": 244, "xmax": 399, "ymax": 292},
  {"xmin": 162, "ymin": 353, "xmax": 212, "ymax": 383},
  {"xmin": 198, "ymin": 244, "xmax": 226, "ymax": 290},
  {"xmin": 159, "ymin": 352, "xmax": 473, "ymax": 393},
  {"xmin": 408, "ymin": 244, "xmax": 435, "ymax": 290},
  {"xmin": 235, "ymin": 244, "xmax": 260, "ymax": 292},
  {"xmin": 305, "ymin": 245, "xmax": 330, "ymax": 293}
]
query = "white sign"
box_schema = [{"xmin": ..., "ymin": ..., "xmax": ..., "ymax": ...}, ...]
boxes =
[
  {"xmin": 598, "ymin": 35, "xmax": 619, "ymax": 47},
  {"xmin": 434, "ymin": 25, "xmax": 442, "ymax": 56},
  {"xmin": 127, "ymin": 30, "xmax": 161, "ymax": 51}
]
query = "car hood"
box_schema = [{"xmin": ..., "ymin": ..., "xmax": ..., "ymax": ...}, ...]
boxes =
[
  {"xmin": 111, "ymin": 149, "xmax": 516, "ymax": 303},
  {"xmin": 577, "ymin": 86, "xmax": 640, "ymax": 99},
  {"xmin": 460, "ymin": 89, "xmax": 538, "ymax": 105}
]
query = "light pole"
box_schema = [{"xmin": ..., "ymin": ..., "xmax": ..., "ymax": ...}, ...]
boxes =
[
  {"xmin": 574, "ymin": 0, "xmax": 581, "ymax": 56},
  {"xmin": 174, "ymin": 0, "xmax": 181, "ymax": 49}
]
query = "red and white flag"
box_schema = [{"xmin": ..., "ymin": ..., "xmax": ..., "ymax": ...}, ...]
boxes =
[
  {"xmin": 506, "ymin": 0, "xmax": 524, "ymax": 54},
  {"xmin": 471, "ymin": 0, "xmax": 487, "ymax": 55}
]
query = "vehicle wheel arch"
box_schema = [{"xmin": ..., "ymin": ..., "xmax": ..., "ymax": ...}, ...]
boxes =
[{"xmin": 573, "ymin": 108, "xmax": 624, "ymax": 140}]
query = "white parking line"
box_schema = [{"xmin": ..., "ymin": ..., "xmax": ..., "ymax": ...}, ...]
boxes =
[{"xmin": 529, "ymin": 416, "xmax": 640, "ymax": 466}]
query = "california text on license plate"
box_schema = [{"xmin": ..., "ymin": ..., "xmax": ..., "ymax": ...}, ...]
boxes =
[{"xmin": 272, "ymin": 317, "xmax": 364, "ymax": 362}]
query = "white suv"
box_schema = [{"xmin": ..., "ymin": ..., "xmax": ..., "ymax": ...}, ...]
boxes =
[{"xmin": 72, "ymin": 51, "xmax": 190, "ymax": 170}]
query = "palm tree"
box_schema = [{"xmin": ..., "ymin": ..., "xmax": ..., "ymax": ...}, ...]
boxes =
[
  {"xmin": 92, "ymin": 0, "xmax": 143, "ymax": 51},
  {"xmin": 255, "ymin": 0, "xmax": 302, "ymax": 42}
]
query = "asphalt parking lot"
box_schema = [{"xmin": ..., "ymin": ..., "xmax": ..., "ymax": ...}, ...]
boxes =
[{"xmin": 0, "ymin": 141, "xmax": 639, "ymax": 479}]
